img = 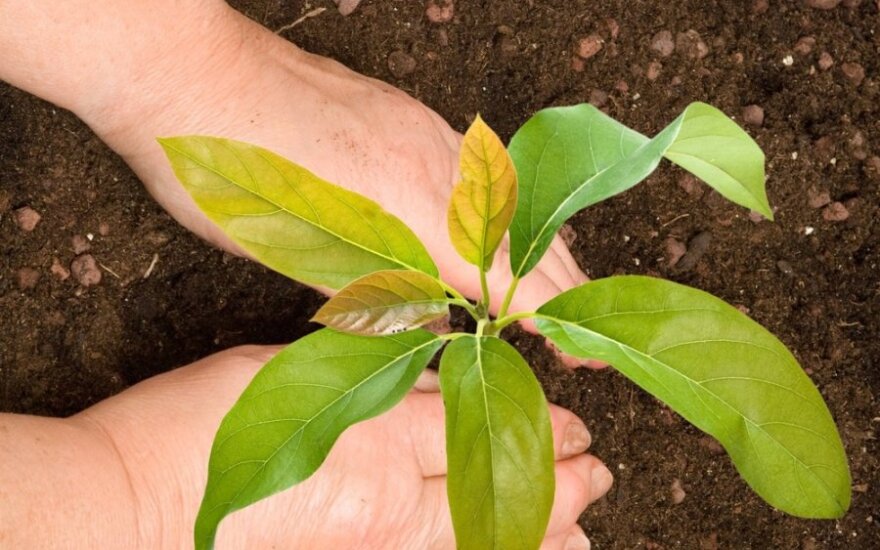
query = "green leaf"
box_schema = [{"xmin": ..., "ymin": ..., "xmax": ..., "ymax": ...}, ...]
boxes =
[
  {"xmin": 158, "ymin": 136, "xmax": 438, "ymax": 290},
  {"xmin": 448, "ymin": 115, "xmax": 518, "ymax": 271},
  {"xmin": 508, "ymin": 102, "xmax": 770, "ymax": 277},
  {"xmin": 440, "ymin": 335, "xmax": 554, "ymax": 550},
  {"xmin": 312, "ymin": 269, "xmax": 450, "ymax": 335},
  {"xmin": 194, "ymin": 328, "xmax": 444, "ymax": 549},
  {"xmin": 536, "ymin": 276, "xmax": 850, "ymax": 518}
]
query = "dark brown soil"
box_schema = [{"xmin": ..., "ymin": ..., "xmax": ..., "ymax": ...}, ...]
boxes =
[{"xmin": 2, "ymin": 0, "xmax": 878, "ymax": 548}]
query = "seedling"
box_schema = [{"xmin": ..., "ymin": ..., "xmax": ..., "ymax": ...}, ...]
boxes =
[{"xmin": 160, "ymin": 102, "xmax": 850, "ymax": 550}]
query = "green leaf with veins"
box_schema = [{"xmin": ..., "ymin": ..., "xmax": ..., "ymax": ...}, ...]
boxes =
[
  {"xmin": 194, "ymin": 328, "xmax": 444, "ymax": 550},
  {"xmin": 536, "ymin": 276, "xmax": 850, "ymax": 519},
  {"xmin": 508, "ymin": 102, "xmax": 770, "ymax": 278},
  {"xmin": 158, "ymin": 136, "xmax": 438, "ymax": 290},
  {"xmin": 312, "ymin": 269, "xmax": 450, "ymax": 335},
  {"xmin": 440, "ymin": 335, "xmax": 554, "ymax": 550}
]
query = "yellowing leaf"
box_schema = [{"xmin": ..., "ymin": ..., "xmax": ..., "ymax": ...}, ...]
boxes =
[
  {"xmin": 158, "ymin": 136, "xmax": 438, "ymax": 290},
  {"xmin": 448, "ymin": 115, "xmax": 518, "ymax": 270},
  {"xmin": 312, "ymin": 270, "xmax": 450, "ymax": 335}
]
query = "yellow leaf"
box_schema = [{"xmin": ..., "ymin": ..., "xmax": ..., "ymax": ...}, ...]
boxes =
[{"xmin": 447, "ymin": 115, "xmax": 518, "ymax": 270}]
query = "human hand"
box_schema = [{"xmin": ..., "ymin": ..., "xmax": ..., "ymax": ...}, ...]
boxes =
[{"xmin": 79, "ymin": 345, "xmax": 612, "ymax": 548}]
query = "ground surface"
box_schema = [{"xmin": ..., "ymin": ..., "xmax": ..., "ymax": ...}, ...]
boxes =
[{"xmin": 1, "ymin": 0, "xmax": 878, "ymax": 548}]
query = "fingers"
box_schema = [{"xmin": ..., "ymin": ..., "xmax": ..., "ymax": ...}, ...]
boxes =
[
  {"xmin": 541, "ymin": 525, "xmax": 591, "ymax": 550},
  {"xmin": 549, "ymin": 404, "xmax": 592, "ymax": 459},
  {"xmin": 545, "ymin": 454, "xmax": 613, "ymax": 537},
  {"xmin": 412, "ymin": 368, "xmax": 440, "ymax": 393}
]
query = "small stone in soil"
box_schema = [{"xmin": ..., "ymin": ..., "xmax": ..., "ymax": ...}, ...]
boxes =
[
  {"xmin": 804, "ymin": 0, "xmax": 842, "ymax": 8},
  {"xmin": 753, "ymin": 0, "xmax": 769, "ymax": 14},
  {"xmin": 748, "ymin": 210, "xmax": 767, "ymax": 223},
  {"xmin": 841, "ymin": 62, "xmax": 865, "ymax": 85},
  {"xmin": 818, "ymin": 51, "xmax": 834, "ymax": 70},
  {"xmin": 0, "ymin": 190, "xmax": 10, "ymax": 213},
  {"xmin": 852, "ymin": 483, "xmax": 869, "ymax": 493},
  {"xmin": 822, "ymin": 201, "xmax": 850, "ymax": 221},
  {"xmin": 571, "ymin": 56, "xmax": 585, "ymax": 72},
  {"xmin": 387, "ymin": 51, "xmax": 417, "ymax": 78},
  {"xmin": 50, "ymin": 257, "xmax": 70, "ymax": 281},
  {"xmin": 13, "ymin": 206, "xmax": 41, "ymax": 232},
  {"xmin": 794, "ymin": 36, "xmax": 816, "ymax": 55},
  {"xmin": 334, "ymin": 0, "xmax": 362, "ymax": 16},
  {"xmin": 71, "ymin": 234, "xmax": 91, "ymax": 254},
  {"xmin": 670, "ymin": 479, "xmax": 686, "ymax": 504},
  {"xmin": 17, "ymin": 267, "xmax": 40, "ymax": 290},
  {"xmin": 699, "ymin": 436, "xmax": 725, "ymax": 455},
  {"xmin": 589, "ymin": 89, "xmax": 608, "ymax": 107},
  {"xmin": 678, "ymin": 173, "xmax": 703, "ymax": 198},
  {"xmin": 676, "ymin": 30, "xmax": 709, "ymax": 60},
  {"xmin": 742, "ymin": 104, "xmax": 764, "ymax": 127},
  {"xmin": 676, "ymin": 231, "xmax": 712, "ymax": 272},
  {"xmin": 646, "ymin": 61, "xmax": 662, "ymax": 81},
  {"xmin": 71, "ymin": 254, "xmax": 102, "ymax": 287},
  {"xmin": 777, "ymin": 260, "xmax": 795, "ymax": 276},
  {"xmin": 866, "ymin": 156, "xmax": 880, "ymax": 179},
  {"xmin": 650, "ymin": 30, "xmax": 675, "ymax": 57},
  {"xmin": 808, "ymin": 189, "xmax": 832, "ymax": 209},
  {"xmin": 425, "ymin": 0, "xmax": 454, "ymax": 23},
  {"xmin": 605, "ymin": 18, "xmax": 619, "ymax": 40},
  {"xmin": 576, "ymin": 34, "xmax": 603, "ymax": 59},
  {"xmin": 665, "ymin": 237, "xmax": 687, "ymax": 267},
  {"xmin": 98, "ymin": 222, "xmax": 110, "ymax": 236}
]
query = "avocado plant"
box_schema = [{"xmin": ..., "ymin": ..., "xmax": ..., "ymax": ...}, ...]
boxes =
[{"xmin": 160, "ymin": 102, "xmax": 850, "ymax": 550}]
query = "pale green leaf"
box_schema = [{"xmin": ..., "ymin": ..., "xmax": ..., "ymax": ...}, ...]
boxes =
[
  {"xmin": 508, "ymin": 102, "xmax": 770, "ymax": 277},
  {"xmin": 194, "ymin": 329, "xmax": 443, "ymax": 549},
  {"xmin": 448, "ymin": 115, "xmax": 518, "ymax": 270},
  {"xmin": 440, "ymin": 335, "xmax": 554, "ymax": 550},
  {"xmin": 158, "ymin": 136, "xmax": 438, "ymax": 289},
  {"xmin": 536, "ymin": 276, "xmax": 850, "ymax": 518},
  {"xmin": 312, "ymin": 269, "xmax": 450, "ymax": 335}
]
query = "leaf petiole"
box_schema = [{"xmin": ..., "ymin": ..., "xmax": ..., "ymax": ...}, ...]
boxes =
[{"xmin": 496, "ymin": 276, "xmax": 521, "ymax": 319}]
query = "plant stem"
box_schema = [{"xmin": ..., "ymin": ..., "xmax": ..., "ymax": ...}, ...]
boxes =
[
  {"xmin": 491, "ymin": 311, "xmax": 538, "ymax": 333},
  {"xmin": 496, "ymin": 276, "xmax": 520, "ymax": 319},
  {"xmin": 450, "ymin": 299, "xmax": 480, "ymax": 320},
  {"xmin": 479, "ymin": 269, "xmax": 491, "ymax": 313}
]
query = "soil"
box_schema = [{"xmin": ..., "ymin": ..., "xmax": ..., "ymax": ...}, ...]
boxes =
[{"xmin": 1, "ymin": 0, "xmax": 878, "ymax": 548}]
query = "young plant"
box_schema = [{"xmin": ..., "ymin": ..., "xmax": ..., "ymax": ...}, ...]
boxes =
[{"xmin": 160, "ymin": 102, "xmax": 850, "ymax": 550}]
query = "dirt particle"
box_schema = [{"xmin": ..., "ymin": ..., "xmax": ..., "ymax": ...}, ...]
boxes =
[
  {"xmin": 794, "ymin": 36, "xmax": 816, "ymax": 55},
  {"xmin": 387, "ymin": 51, "xmax": 417, "ymax": 78},
  {"xmin": 804, "ymin": 0, "xmax": 842, "ymax": 8},
  {"xmin": 777, "ymin": 260, "xmax": 795, "ymax": 276},
  {"xmin": 753, "ymin": 0, "xmax": 770, "ymax": 14},
  {"xmin": 614, "ymin": 80, "xmax": 629, "ymax": 94},
  {"xmin": 571, "ymin": 56, "xmax": 585, "ymax": 72},
  {"xmin": 808, "ymin": 188, "xmax": 832, "ymax": 209},
  {"xmin": 0, "ymin": 190, "xmax": 10, "ymax": 213},
  {"xmin": 665, "ymin": 237, "xmax": 687, "ymax": 267},
  {"xmin": 676, "ymin": 30, "xmax": 709, "ymax": 60},
  {"xmin": 866, "ymin": 155, "xmax": 880, "ymax": 179},
  {"xmin": 853, "ymin": 482, "xmax": 869, "ymax": 493},
  {"xmin": 818, "ymin": 51, "xmax": 834, "ymax": 70},
  {"xmin": 699, "ymin": 437, "xmax": 725, "ymax": 455},
  {"xmin": 605, "ymin": 18, "xmax": 620, "ymax": 40},
  {"xmin": 677, "ymin": 173, "xmax": 704, "ymax": 199},
  {"xmin": 70, "ymin": 254, "xmax": 102, "ymax": 287},
  {"xmin": 748, "ymin": 210, "xmax": 767, "ymax": 223},
  {"xmin": 670, "ymin": 479, "xmax": 686, "ymax": 504},
  {"xmin": 576, "ymin": 34, "xmax": 604, "ymax": 59},
  {"xmin": 646, "ymin": 61, "xmax": 662, "ymax": 81},
  {"xmin": 71, "ymin": 234, "xmax": 91, "ymax": 255},
  {"xmin": 700, "ymin": 532, "xmax": 719, "ymax": 550},
  {"xmin": 98, "ymin": 222, "xmax": 110, "ymax": 236},
  {"xmin": 50, "ymin": 257, "xmax": 70, "ymax": 281},
  {"xmin": 17, "ymin": 267, "xmax": 40, "ymax": 290},
  {"xmin": 425, "ymin": 0, "xmax": 454, "ymax": 23},
  {"xmin": 334, "ymin": 0, "xmax": 362, "ymax": 16},
  {"xmin": 13, "ymin": 206, "xmax": 41, "ymax": 232},
  {"xmin": 822, "ymin": 201, "xmax": 850, "ymax": 221},
  {"xmin": 676, "ymin": 231, "xmax": 712, "ymax": 271},
  {"xmin": 650, "ymin": 30, "xmax": 675, "ymax": 57},
  {"xmin": 841, "ymin": 62, "xmax": 865, "ymax": 86},
  {"xmin": 802, "ymin": 537, "xmax": 819, "ymax": 550},
  {"xmin": 560, "ymin": 224, "xmax": 577, "ymax": 247},
  {"xmin": 742, "ymin": 104, "xmax": 765, "ymax": 127},
  {"xmin": 589, "ymin": 89, "xmax": 608, "ymax": 107}
]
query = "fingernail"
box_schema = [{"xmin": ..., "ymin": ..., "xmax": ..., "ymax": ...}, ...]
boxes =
[
  {"xmin": 564, "ymin": 533, "xmax": 590, "ymax": 550},
  {"xmin": 561, "ymin": 422, "xmax": 591, "ymax": 457},
  {"xmin": 591, "ymin": 463, "xmax": 614, "ymax": 496}
]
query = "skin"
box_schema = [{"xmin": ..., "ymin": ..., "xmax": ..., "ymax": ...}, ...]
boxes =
[{"xmin": 0, "ymin": 0, "xmax": 612, "ymax": 547}]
